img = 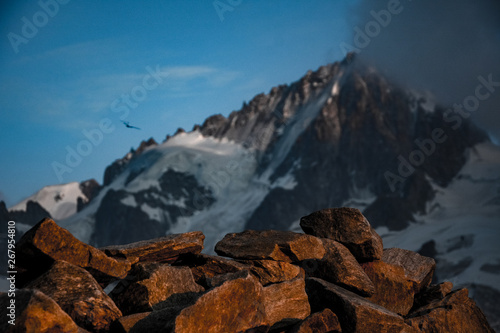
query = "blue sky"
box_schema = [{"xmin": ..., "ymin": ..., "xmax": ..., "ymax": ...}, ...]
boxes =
[{"xmin": 0, "ymin": 1, "xmax": 356, "ymax": 206}]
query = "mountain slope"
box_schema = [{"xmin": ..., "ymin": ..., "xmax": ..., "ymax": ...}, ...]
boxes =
[
  {"xmin": 6, "ymin": 54, "xmax": 499, "ymax": 328},
  {"xmin": 7, "ymin": 179, "xmax": 100, "ymax": 223}
]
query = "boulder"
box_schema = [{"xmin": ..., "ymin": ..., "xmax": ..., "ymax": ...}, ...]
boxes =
[
  {"xmin": 16, "ymin": 218, "xmax": 130, "ymax": 285},
  {"xmin": 306, "ymin": 278, "xmax": 416, "ymax": 333},
  {"xmin": 215, "ymin": 230, "xmax": 325, "ymax": 263},
  {"xmin": 360, "ymin": 260, "xmax": 415, "ymax": 315},
  {"xmin": 0, "ymin": 289, "xmax": 80, "ymax": 333},
  {"xmin": 131, "ymin": 271, "xmax": 267, "ymax": 332},
  {"xmin": 306, "ymin": 238, "xmax": 375, "ymax": 296},
  {"xmin": 110, "ymin": 262, "xmax": 204, "ymax": 315},
  {"xmin": 25, "ymin": 260, "xmax": 122, "ymax": 332},
  {"xmin": 289, "ymin": 308, "xmax": 342, "ymax": 333},
  {"xmin": 101, "ymin": 231, "xmax": 205, "ymax": 264},
  {"xmin": 406, "ymin": 288, "xmax": 494, "ymax": 332},
  {"xmin": 262, "ymin": 277, "xmax": 311, "ymax": 327},
  {"xmin": 300, "ymin": 208, "xmax": 383, "ymax": 261},
  {"xmin": 382, "ymin": 248, "xmax": 435, "ymax": 292},
  {"xmin": 239, "ymin": 259, "xmax": 303, "ymax": 286}
]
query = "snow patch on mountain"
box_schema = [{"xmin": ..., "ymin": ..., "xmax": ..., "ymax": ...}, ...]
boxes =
[
  {"xmin": 9, "ymin": 182, "xmax": 85, "ymax": 220},
  {"xmin": 379, "ymin": 142, "xmax": 500, "ymax": 292},
  {"xmin": 260, "ymin": 81, "xmax": 334, "ymax": 182},
  {"xmin": 56, "ymin": 130, "xmax": 262, "ymax": 247},
  {"xmin": 120, "ymin": 195, "xmax": 137, "ymax": 207},
  {"xmin": 141, "ymin": 203, "xmax": 162, "ymax": 221}
]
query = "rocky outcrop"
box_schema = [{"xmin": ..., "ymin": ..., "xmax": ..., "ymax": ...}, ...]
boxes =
[
  {"xmin": 261, "ymin": 277, "xmax": 311, "ymax": 328},
  {"xmin": 101, "ymin": 231, "xmax": 205, "ymax": 264},
  {"xmin": 406, "ymin": 288, "xmax": 494, "ymax": 332},
  {"xmin": 215, "ymin": 229, "xmax": 326, "ymax": 263},
  {"xmin": 382, "ymin": 247, "xmax": 436, "ymax": 292},
  {"xmin": 131, "ymin": 271, "xmax": 267, "ymax": 332},
  {"xmin": 110, "ymin": 262, "xmax": 203, "ymax": 315},
  {"xmin": 25, "ymin": 260, "xmax": 122, "ymax": 332},
  {"xmin": 300, "ymin": 208, "xmax": 383, "ymax": 261},
  {"xmin": 103, "ymin": 138, "xmax": 158, "ymax": 186},
  {"xmin": 77, "ymin": 179, "xmax": 101, "ymax": 212},
  {"xmin": 360, "ymin": 260, "xmax": 415, "ymax": 315},
  {"xmin": 306, "ymin": 238, "xmax": 375, "ymax": 296},
  {"xmin": 8, "ymin": 200, "xmax": 52, "ymax": 226},
  {"xmin": 93, "ymin": 171, "xmax": 215, "ymax": 247},
  {"xmin": 239, "ymin": 259, "xmax": 303, "ymax": 286},
  {"xmin": 16, "ymin": 218, "xmax": 131, "ymax": 286},
  {"xmin": 306, "ymin": 277, "xmax": 415, "ymax": 333},
  {"xmin": 11, "ymin": 209, "xmax": 494, "ymax": 332},
  {"xmin": 0, "ymin": 289, "xmax": 81, "ymax": 333}
]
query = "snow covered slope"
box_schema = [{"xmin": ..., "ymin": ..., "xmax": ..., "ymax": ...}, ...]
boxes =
[
  {"xmin": 9, "ymin": 182, "xmax": 86, "ymax": 220},
  {"xmin": 379, "ymin": 142, "xmax": 500, "ymax": 291}
]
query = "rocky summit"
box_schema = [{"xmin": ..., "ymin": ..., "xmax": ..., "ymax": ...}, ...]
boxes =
[{"xmin": 1, "ymin": 208, "xmax": 494, "ymax": 333}]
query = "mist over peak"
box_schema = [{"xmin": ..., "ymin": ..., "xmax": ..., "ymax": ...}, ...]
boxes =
[{"xmin": 347, "ymin": 0, "xmax": 500, "ymax": 140}]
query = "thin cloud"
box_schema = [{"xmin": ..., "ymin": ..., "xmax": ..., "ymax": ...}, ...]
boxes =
[{"xmin": 163, "ymin": 66, "xmax": 217, "ymax": 79}]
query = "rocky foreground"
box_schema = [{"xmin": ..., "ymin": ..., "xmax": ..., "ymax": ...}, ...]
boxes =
[{"xmin": 1, "ymin": 207, "xmax": 494, "ymax": 332}]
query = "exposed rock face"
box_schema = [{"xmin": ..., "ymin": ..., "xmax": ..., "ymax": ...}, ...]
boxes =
[
  {"xmin": 289, "ymin": 308, "xmax": 342, "ymax": 333},
  {"xmin": 132, "ymin": 271, "xmax": 267, "ymax": 332},
  {"xmin": 361, "ymin": 260, "xmax": 415, "ymax": 316},
  {"xmin": 306, "ymin": 238, "xmax": 375, "ymax": 296},
  {"xmin": 215, "ymin": 230, "xmax": 326, "ymax": 263},
  {"xmin": 110, "ymin": 262, "xmax": 203, "ymax": 315},
  {"xmin": 8, "ymin": 200, "xmax": 52, "ymax": 226},
  {"xmin": 306, "ymin": 278, "xmax": 413, "ymax": 333},
  {"xmin": 16, "ymin": 218, "xmax": 131, "ymax": 286},
  {"xmin": 382, "ymin": 247, "xmax": 436, "ymax": 292},
  {"xmin": 262, "ymin": 277, "xmax": 311, "ymax": 327},
  {"xmin": 101, "ymin": 231, "xmax": 205, "ymax": 264},
  {"xmin": 300, "ymin": 208, "xmax": 383, "ymax": 261},
  {"xmin": 103, "ymin": 138, "xmax": 158, "ymax": 186},
  {"xmin": 239, "ymin": 259, "xmax": 303, "ymax": 286},
  {"xmin": 244, "ymin": 57, "xmax": 487, "ymax": 233},
  {"xmin": 25, "ymin": 260, "xmax": 122, "ymax": 332},
  {"xmin": 77, "ymin": 179, "xmax": 101, "ymax": 212},
  {"xmin": 94, "ymin": 168, "xmax": 215, "ymax": 247},
  {"xmin": 406, "ymin": 288, "xmax": 495, "ymax": 332},
  {"xmin": 0, "ymin": 289, "xmax": 80, "ymax": 333}
]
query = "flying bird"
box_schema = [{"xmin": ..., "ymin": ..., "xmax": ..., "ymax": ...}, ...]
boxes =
[{"xmin": 122, "ymin": 121, "xmax": 141, "ymax": 130}]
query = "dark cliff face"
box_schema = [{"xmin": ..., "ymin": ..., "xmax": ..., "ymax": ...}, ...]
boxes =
[
  {"xmin": 93, "ymin": 54, "xmax": 488, "ymax": 241},
  {"xmin": 92, "ymin": 169, "xmax": 215, "ymax": 247},
  {"xmin": 230, "ymin": 58, "xmax": 488, "ymax": 231},
  {"xmin": 77, "ymin": 179, "xmax": 102, "ymax": 212},
  {"xmin": 103, "ymin": 138, "xmax": 158, "ymax": 186},
  {"xmin": 8, "ymin": 201, "xmax": 52, "ymax": 226}
]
